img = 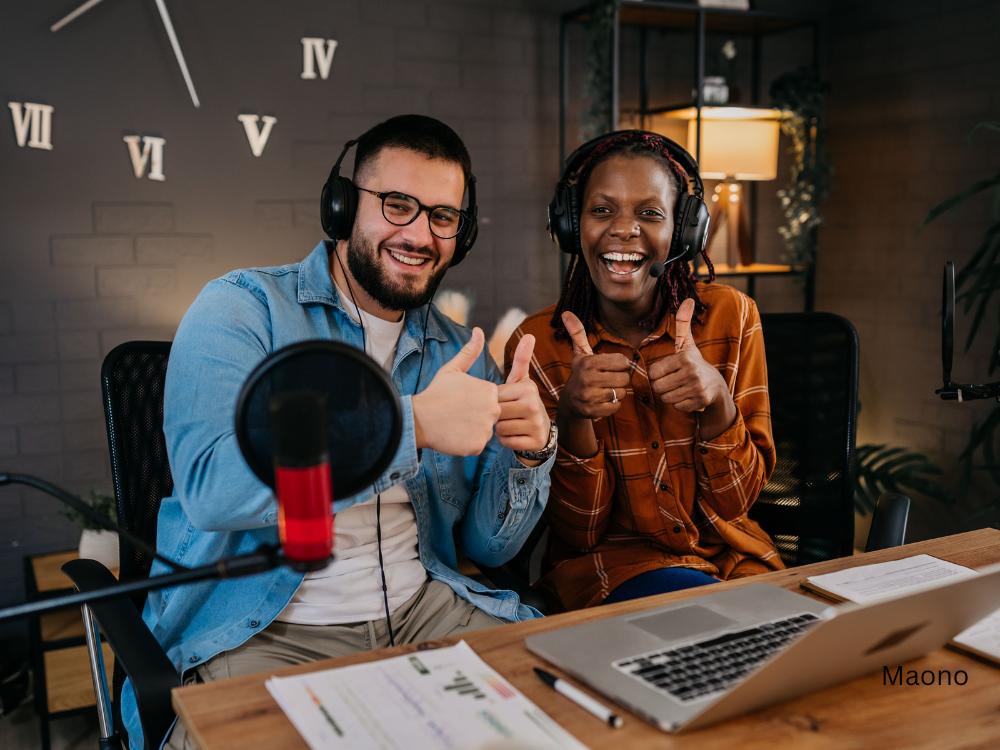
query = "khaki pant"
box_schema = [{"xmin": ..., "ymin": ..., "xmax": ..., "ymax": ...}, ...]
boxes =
[{"xmin": 164, "ymin": 579, "xmax": 505, "ymax": 750}]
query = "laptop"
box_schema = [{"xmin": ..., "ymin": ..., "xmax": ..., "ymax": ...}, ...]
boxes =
[{"xmin": 526, "ymin": 563, "xmax": 1000, "ymax": 733}]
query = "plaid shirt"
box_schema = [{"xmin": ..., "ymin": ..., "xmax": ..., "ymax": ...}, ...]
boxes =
[{"xmin": 505, "ymin": 283, "xmax": 784, "ymax": 612}]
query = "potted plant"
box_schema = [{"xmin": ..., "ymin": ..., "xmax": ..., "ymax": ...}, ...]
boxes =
[{"xmin": 61, "ymin": 489, "xmax": 119, "ymax": 569}]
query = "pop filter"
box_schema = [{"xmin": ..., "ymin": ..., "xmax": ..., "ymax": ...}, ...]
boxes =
[
  {"xmin": 235, "ymin": 340, "xmax": 403, "ymax": 500},
  {"xmin": 943, "ymin": 260, "xmax": 955, "ymax": 386}
]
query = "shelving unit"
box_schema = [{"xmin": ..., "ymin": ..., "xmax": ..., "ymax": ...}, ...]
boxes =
[{"xmin": 557, "ymin": 0, "xmax": 823, "ymax": 310}]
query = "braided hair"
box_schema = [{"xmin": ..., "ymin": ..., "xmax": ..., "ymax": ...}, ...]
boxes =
[{"xmin": 551, "ymin": 132, "xmax": 715, "ymax": 341}]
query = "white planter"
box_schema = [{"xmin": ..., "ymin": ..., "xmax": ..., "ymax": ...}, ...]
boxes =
[{"xmin": 79, "ymin": 529, "xmax": 119, "ymax": 570}]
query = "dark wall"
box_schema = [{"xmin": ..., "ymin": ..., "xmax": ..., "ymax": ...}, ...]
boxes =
[
  {"xmin": 819, "ymin": 0, "xmax": 1000, "ymax": 539},
  {"xmin": 0, "ymin": 0, "xmax": 570, "ymax": 609}
]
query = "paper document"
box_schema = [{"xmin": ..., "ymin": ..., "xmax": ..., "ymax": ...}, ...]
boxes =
[
  {"xmin": 802, "ymin": 554, "xmax": 978, "ymax": 605},
  {"xmin": 265, "ymin": 640, "xmax": 590, "ymax": 750},
  {"xmin": 802, "ymin": 554, "xmax": 1000, "ymax": 665}
]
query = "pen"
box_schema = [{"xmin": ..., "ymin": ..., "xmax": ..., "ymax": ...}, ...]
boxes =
[{"xmin": 533, "ymin": 667, "xmax": 623, "ymax": 729}]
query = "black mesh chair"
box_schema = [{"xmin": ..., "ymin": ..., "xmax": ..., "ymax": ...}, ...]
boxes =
[
  {"xmin": 61, "ymin": 342, "xmax": 179, "ymax": 750},
  {"xmin": 478, "ymin": 312, "xmax": 909, "ymax": 609}
]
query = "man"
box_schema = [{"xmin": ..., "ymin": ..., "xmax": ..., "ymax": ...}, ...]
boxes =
[{"xmin": 123, "ymin": 115, "xmax": 556, "ymax": 750}]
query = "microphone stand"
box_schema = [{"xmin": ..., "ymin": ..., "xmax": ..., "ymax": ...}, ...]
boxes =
[{"xmin": 0, "ymin": 473, "xmax": 301, "ymax": 623}]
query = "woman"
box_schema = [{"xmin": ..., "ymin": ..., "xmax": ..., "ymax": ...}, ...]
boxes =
[{"xmin": 505, "ymin": 131, "xmax": 783, "ymax": 612}]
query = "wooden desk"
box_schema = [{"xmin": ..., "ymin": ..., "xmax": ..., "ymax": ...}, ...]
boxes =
[{"xmin": 173, "ymin": 529, "xmax": 1000, "ymax": 750}]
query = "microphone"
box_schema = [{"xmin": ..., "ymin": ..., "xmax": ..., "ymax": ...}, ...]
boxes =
[
  {"xmin": 269, "ymin": 391, "xmax": 334, "ymax": 571},
  {"xmin": 648, "ymin": 262, "xmax": 665, "ymax": 278}
]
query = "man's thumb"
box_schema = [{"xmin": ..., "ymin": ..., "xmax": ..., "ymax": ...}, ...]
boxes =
[
  {"xmin": 561, "ymin": 311, "xmax": 594, "ymax": 356},
  {"xmin": 445, "ymin": 327, "xmax": 485, "ymax": 373},
  {"xmin": 506, "ymin": 334, "xmax": 534, "ymax": 383},
  {"xmin": 674, "ymin": 298, "xmax": 696, "ymax": 352}
]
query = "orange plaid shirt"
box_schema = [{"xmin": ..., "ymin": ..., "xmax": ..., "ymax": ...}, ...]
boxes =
[{"xmin": 504, "ymin": 283, "xmax": 784, "ymax": 613}]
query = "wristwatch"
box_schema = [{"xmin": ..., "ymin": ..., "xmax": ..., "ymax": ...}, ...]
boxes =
[{"xmin": 514, "ymin": 420, "xmax": 559, "ymax": 462}]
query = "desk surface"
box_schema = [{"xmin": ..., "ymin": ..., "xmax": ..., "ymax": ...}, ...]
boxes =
[{"xmin": 173, "ymin": 529, "xmax": 1000, "ymax": 750}]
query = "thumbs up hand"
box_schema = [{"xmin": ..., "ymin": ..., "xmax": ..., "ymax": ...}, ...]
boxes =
[
  {"xmin": 497, "ymin": 334, "xmax": 551, "ymax": 458},
  {"xmin": 649, "ymin": 298, "xmax": 730, "ymax": 416},
  {"xmin": 412, "ymin": 328, "xmax": 502, "ymax": 456},
  {"xmin": 557, "ymin": 311, "xmax": 632, "ymax": 421}
]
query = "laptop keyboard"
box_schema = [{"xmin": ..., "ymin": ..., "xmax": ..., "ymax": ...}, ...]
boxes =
[{"xmin": 613, "ymin": 612, "xmax": 821, "ymax": 702}]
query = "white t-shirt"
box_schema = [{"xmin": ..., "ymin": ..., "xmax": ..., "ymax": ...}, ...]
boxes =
[{"xmin": 275, "ymin": 284, "xmax": 428, "ymax": 624}]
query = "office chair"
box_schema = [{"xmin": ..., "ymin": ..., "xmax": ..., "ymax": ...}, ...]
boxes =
[
  {"xmin": 62, "ymin": 341, "xmax": 179, "ymax": 750},
  {"xmin": 477, "ymin": 312, "xmax": 910, "ymax": 610}
]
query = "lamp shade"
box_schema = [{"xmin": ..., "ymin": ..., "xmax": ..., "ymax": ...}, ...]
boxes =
[{"xmin": 648, "ymin": 107, "xmax": 781, "ymax": 181}]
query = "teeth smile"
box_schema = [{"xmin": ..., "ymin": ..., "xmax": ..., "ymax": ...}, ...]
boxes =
[
  {"xmin": 600, "ymin": 251, "xmax": 645, "ymax": 275},
  {"xmin": 390, "ymin": 251, "xmax": 427, "ymax": 266},
  {"xmin": 600, "ymin": 252, "xmax": 644, "ymax": 261}
]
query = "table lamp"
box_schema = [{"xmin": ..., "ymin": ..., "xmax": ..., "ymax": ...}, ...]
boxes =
[{"xmin": 646, "ymin": 107, "xmax": 781, "ymax": 268}]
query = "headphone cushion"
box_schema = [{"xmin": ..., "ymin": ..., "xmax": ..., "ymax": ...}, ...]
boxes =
[
  {"xmin": 566, "ymin": 184, "xmax": 582, "ymax": 255},
  {"xmin": 450, "ymin": 217, "xmax": 478, "ymax": 267}
]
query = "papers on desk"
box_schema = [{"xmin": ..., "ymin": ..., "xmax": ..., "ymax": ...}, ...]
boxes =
[
  {"xmin": 265, "ymin": 640, "xmax": 590, "ymax": 750},
  {"xmin": 801, "ymin": 554, "xmax": 1000, "ymax": 665}
]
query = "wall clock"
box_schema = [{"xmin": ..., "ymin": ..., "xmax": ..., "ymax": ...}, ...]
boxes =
[{"xmin": 51, "ymin": 0, "xmax": 201, "ymax": 107}]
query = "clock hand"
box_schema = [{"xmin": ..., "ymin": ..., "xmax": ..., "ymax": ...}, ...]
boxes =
[
  {"xmin": 153, "ymin": 0, "xmax": 200, "ymax": 108},
  {"xmin": 50, "ymin": 0, "xmax": 108, "ymax": 32}
]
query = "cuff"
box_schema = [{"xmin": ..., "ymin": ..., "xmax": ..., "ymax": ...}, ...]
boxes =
[
  {"xmin": 695, "ymin": 410, "xmax": 747, "ymax": 467},
  {"xmin": 554, "ymin": 439, "xmax": 606, "ymax": 472},
  {"xmin": 486, "ymin": 446, "xmax": 555, "ymax": 552}
]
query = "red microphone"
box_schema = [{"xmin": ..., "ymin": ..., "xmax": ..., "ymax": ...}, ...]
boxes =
[{"xmin": 269, "ymin": 391, "xmax": 334, "ymax": 571}]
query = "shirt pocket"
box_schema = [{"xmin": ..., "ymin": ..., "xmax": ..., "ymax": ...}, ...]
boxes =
[{"xmin": 434, "ymin": 451, "xmax": 470, "ymax": 511}]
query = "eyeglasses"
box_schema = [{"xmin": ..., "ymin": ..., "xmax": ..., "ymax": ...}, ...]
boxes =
[{"xmin": 357, "ymin": 187, "xmax": 466, "ymax": 240}]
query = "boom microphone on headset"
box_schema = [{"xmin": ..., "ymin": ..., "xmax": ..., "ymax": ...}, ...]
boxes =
[{"xmin": 269, "ymin": 391, "xmax": 334, "ymax": 571}]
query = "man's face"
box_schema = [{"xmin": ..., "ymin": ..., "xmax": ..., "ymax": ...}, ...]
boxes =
[{"xmin": 346, "ymin": 147, "xmax": 466, "ymax": 312}]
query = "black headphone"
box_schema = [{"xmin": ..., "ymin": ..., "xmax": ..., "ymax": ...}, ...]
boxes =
[
  {"xmin": 320, "ymin": 137, "xmax": 479, "ymax": 266},
  {"xmin": 547, "ymin": 130, "xmax": 710, "ymax": 266}
]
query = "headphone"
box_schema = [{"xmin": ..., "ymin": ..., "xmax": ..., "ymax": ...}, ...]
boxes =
[
  {"xmin": 320, "ymin": 137, "xmax": 480, "ymax": 266},
  {"xmin": 547, "ymin": 130, "xmax": 710, "ymax": 266}
]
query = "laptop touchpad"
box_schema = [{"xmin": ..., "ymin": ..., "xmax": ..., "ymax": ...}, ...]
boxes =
[{"xmin": 629, "ymin": 605, "xmax": 737, "ymax": 642}]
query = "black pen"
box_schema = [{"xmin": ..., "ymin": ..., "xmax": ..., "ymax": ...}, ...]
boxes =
[{"xmin": 533, "ymin": 667, "xmax": 623, "ymax": 729}]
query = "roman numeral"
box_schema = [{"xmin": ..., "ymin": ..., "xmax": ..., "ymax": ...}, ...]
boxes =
[
  {"xmin": 123, "ymin": 135, "xmax": 166, "ymax": 181},
  {"xmin": 237, "ymin": 114, "xmax": 277, "ymax": 157},
  {"xmin": 300, "ymin": 38, "xmax": 338, "ymax": 80},
  {"xmin": 8, "ymin": 102, "xmax": 54, "ymax": 150}
]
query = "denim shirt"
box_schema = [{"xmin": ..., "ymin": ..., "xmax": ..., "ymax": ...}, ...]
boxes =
[{"xmin": 121, "ymin": 242, "xmax": 554, "ymax": 749}]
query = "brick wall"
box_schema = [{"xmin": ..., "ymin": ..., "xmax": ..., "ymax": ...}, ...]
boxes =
[
  {"xmin": 820, "ymin": 0, "xmax": 1000, "ymax": 539},
  {"xmin": 0, "ymin": 0, "xmax": 568, "ymax": 610}
]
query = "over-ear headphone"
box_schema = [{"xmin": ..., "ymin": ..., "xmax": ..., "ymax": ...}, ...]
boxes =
[
  {"xmin": 547, "ymin": 130, "xmax": 710, "ymax": 266},
  {"xmin": 320, "ymin": 137, "xmax": 480, "ymax": 266}
]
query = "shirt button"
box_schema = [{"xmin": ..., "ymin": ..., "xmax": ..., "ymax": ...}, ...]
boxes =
[
  {"xmin": 516, "ymin": 478, "xmax": 526, "ymax": 485},
  {"xmin": 642, "ymin": 396, "xmax": 650, "ymax": 405},
  {"xmin": 660, "ymin": 483, "xmax": 668, "ymax": 491},
  {"xmin": 652, "ymin": 441, "xmax": 659, "ymax": 450},
  {"xmin": 700, "ymin": 448, "xmax": 708, "ymax": 454},
  {"xmin": 189, "ymin": 655, "xmax": 199, "ymax": 663},
  {"xmin": 498, "ymin": 512, "xmax": 505, "ymax": 520},
  {"xmin": 390, "ymin": 472, "xmax": 400, "ymax": 481},
  {"xmin": 249, "ymin": 620, "xmax": 260, "ymax": 628},
  {"xmin": 672, "ymin": 525, "xmax": 682, "ymax": 534},
  {"xmin": 633, "ymin": 353, "xmax": 640, "ymax": 361}
]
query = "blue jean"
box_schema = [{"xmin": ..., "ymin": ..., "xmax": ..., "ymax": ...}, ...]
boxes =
[{"xmin": 603, "ymin": 568, "xmax": 720, "ymax": 605}]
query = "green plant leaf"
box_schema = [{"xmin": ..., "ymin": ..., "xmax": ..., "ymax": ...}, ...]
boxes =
[
  {"xmin": 966, "ymin": 121, "xmax": 1000, "ymax": 145},
  {"xmin": 919, "ymin": 174, "xmax": 1000, "ymax": 230},
  {"xmin": 854, "ymin": 444, "xmax": 953, "ymax": 515}
]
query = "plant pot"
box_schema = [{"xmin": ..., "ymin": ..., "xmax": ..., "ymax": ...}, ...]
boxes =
[{"xmin": 79, "ymin": 529, "xmax": 119, "ymax": 570}]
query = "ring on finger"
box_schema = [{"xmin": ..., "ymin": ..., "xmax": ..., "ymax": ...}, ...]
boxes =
[{"xmin": 611, "ymin": 387, "xmax": 619, "ymax": 404}]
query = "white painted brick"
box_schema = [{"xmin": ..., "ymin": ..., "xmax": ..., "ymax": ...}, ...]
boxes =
[
  {"xmin": 100, "ymin": 327, "xmax": 175, "ymax": 357},
  {"xmin": 57, "ymin": 330, "xmax": 100, "ymax": 361},
  {"xmin": 63, "ymin": 420, "xmax": 109, "ymax": 452},
  {"xmin": 93, "ymin": 203, "xmax": 174, "ymax": 234},
  {"xmin": 59, "ymin": 391, "xmax": 103, "ymax": 421},
  {"xmin": 97, "ymin": 267, "xmax": 176, "ymax": 297},
  {"xmin": 136, "ymin": 235, "xmax": 213, "ymax": 264},
  {"xmin": 0, "ymin": 394, "xmax": 60, "ymax": 426},
  {"xmin": 58, "ymin": 360, "xmax": 102, "ymax": 392},
  {"xmin": 12, "ymin": 301, "xmax": 55, "ymax": 333},
  {"xmin": 51, "ymin": 236, "xmax": 134, "ymax": 266},
  {"xmin": 0, "ymin": 366, "xmax": 12, "ymax": 396},
  {"xmin": 56, "ymin": 299, "xmax": 136, "ymax": 331},
  {"xmin": 15, "ymin": 364, "xmax": 59, "ymax": 394},
  {"xmin": 0, "ymin": 333, "xmax": 58, "ymax": 364},
  {"xmin": 64, "ymin": 449, "xmax": 110, "ymax": 482},
  {"xmin": 254, "ymin": 201, "xmax": 294, "ymax": 229},
  {"xmin": 0, "ymin": 428, "xmax": 16, "ymax": 457},
  {"xmin": 18, "ymin": 425, "xmax": 62, "ymax": 455}
]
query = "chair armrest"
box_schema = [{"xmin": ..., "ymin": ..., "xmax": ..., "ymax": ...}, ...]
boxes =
[
  {"xmin": 473, "ymin": 563, "xmax": 548, "ymax": 614},
  {"xmin": 62, "ymin": 559, "xmax": 180, "ymax": 750},
  {"xmin": 864, "ymin": 492, "xmax": 911, "ymax": 552}
]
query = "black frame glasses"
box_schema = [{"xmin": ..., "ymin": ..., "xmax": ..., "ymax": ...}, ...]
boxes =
[{"xmin": 358, "ymin": 187, "xmax": 466, "ymax": 240}]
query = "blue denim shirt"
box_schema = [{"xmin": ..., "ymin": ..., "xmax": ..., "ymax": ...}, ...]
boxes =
[{"xmin": 121, "ymin": 242, "xmax": 553, "ymax": 749}]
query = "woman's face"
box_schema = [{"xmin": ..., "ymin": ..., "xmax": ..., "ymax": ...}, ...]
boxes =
[{"xmin": 579, "ymin": 153, "xmax": 677, "ymax": 308}]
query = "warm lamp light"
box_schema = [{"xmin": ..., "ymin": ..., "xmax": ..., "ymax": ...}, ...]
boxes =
[{"xmin": 644, "ymin": 106, "xmax": 783, "ymax": 268}]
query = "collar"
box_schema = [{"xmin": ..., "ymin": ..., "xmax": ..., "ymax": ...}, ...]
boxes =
[
  {"xmin": 594, "ymin": 305, "xmax": 675, "ymax": 350},
  {"xmin": 297, "ymin": 241, "xmax": 448, "ymax": 344}
]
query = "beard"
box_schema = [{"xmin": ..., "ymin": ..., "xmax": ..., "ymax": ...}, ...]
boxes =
[{"xmin": 345, "ymin": 227, "xmax": 449, "ymax": 312}]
